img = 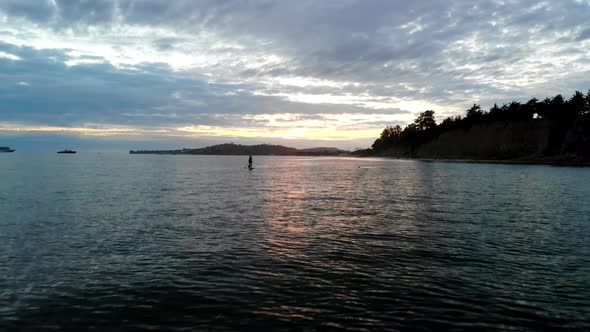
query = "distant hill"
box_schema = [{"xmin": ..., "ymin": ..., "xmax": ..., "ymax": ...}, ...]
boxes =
[{"xmin": 130, "ymin": 143, "xmax": 350, "ymax": 156}]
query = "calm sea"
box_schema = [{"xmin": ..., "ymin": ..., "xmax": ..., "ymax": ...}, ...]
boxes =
[{"xmin": 1, "ymin": 153, "xmax": 589, "ymax": 331}]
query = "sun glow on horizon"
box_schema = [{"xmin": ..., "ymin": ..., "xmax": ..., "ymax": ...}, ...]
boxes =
[{"xmin": 0, "ymin": 120, "xmax": 385, "ymax": 143}]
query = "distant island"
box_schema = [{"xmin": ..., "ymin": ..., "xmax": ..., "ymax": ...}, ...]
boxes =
[
  {"xmin": 355, "ymin": 89, "xmax": 590, "ymax": 166},
  {"xmin": 130, "ymin": 143, "xmax": 350, "ymax": 156}
]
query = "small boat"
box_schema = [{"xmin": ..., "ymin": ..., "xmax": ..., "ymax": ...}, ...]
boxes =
[
  {"xmin": 57, "ymin": 149, "xmax": 76, "ymax": 154},
  {"xmin": 0, "ymin": 146, "xmax": 15, "ymax": 153}
]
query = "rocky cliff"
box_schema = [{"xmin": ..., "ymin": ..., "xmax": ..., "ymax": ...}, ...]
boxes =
[
  {"xmin": 416, "ymin": 120, "xmax": 551, "ymax": 159},
  {"xmin": 373, "ymin": 118, "xmax": 590, "ymax": 163}
]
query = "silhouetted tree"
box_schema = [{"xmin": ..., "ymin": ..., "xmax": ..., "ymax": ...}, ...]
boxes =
[
  {"xmin": 489, "ymin": 103, "xmax": 501, "ymax": 115},
  {"xmin": 547, "ymin": 95, "xmax": 565, "ymax": 119},
  {"xmin": 522, "ymin": 98, "xmax": 538, "ymax": 120},
  {"xmin": 568, "ymin": 91, "xmax": 586, "ymax": 116},
  {"xmin": 414, "ymin": 110, "xmax": 436, "ymax": 131},
  {"xmin": 466, "ymin": 104, "xmax": 484, "ymax": 119},
  {"xmin": 385, "ymin": 125, "xmax": 403, "ymax": 138},
  {"xmin": 372, "ymin": 125, "xmax": 403, "ymax": 150},
  {"xmin": 537, "ymin": 98, "xmax": 552, "ymax": 119}
]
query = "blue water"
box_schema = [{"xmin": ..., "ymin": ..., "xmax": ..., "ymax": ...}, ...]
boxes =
[{"xmin": 1, "ymin": 153, "xmax": 589, "ymax": 330}]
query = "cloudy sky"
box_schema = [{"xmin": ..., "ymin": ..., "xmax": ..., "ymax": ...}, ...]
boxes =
[{"xmin": 1, "ymin": 0, "xmax": 590, "ymax": 150}]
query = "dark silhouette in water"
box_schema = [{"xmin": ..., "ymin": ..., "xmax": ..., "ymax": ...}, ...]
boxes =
[
  {"xmin": 0, "ymin": 147, "xmax": 15, "ymax": 153},
  {"xmin": 247, "ymin": 155, "xmax": 253, "ymax": 169},
  {"xmin": 57, "ymin": 149, "xmax": 76, "ymax": 154}
]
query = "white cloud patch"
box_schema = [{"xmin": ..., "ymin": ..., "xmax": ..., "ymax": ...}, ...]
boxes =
[{"xmin": 0, "ymin": 50, "xmax": 20, "ymax": 60}]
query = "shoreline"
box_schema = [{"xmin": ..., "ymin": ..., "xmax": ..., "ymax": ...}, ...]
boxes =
[
  {"xmin": 129, "ymin": 149, "xmax": 590, "ymax": 167},
  {"xmin": 396, "ymin": 157, "xmax": 590, "ymax": 168}
]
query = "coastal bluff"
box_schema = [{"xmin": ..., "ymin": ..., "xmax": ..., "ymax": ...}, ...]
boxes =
[
  {"xmin": 370, "ymin": 118, "xmax": 590, "ymax": 164},
  {"xmin": 416, "ymin": 120, "xmax": 551, "ymax": 159},
  {"xmin": 363, "ymin": 90, "xmax": 590, "ymax": 165}
]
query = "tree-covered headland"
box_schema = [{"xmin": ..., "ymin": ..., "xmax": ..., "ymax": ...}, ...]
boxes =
[{"xmin": 366, "ymin": 90, "xmax": 590, "ymax": 163}]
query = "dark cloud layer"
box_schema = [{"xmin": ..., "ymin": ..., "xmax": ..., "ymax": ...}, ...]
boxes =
[{"xmin": 0, "ymin": 42, "xmax": 389, "ymax": 127}]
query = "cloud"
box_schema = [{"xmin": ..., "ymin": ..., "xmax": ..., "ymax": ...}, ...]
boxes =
[
  {"xmin": 0, "ymin": 42, "xmax": 407, "ymax": 145},
  {"xmin": 0, "ymin": 50, "xmax": 21, "ymax": 60},
  {"xmin": 0, "ymin": 0, "xmax": 589, "ymax": 148},
  {"xmin": 577, "ymin": 27, "xmax": 590, "ymax": 41}
]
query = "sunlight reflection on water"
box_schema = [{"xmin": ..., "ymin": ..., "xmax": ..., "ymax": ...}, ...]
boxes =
[{"xmin": 1, "ymin": 154, "xmax": 590, "ymax": 330}]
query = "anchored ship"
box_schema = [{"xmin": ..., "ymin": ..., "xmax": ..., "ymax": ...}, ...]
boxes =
[{"xmin": 57, "ymin": 149, "xmax": 76, "ymax": 154}]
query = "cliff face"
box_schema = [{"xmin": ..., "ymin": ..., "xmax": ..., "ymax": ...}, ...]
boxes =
[
  {"xmin": 561, "ymin": 116, "xmax": 590, "ymax": 158},
  {"xmin": 375, "ymin": 118, "xmax": 590, "ymax": 162},
  {"xmin": 416, "ymin": 120, "xmax": 551, "ymax": 160}
]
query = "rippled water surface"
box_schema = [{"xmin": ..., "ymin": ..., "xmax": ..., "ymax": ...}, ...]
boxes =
[{"xmin": 1, "ymin": 153, "xmax": 590, "ymax": 331}]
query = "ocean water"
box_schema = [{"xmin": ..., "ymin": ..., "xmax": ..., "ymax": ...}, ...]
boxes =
[{"xmin": 1, "ymin": 153, "xmax": 589, "ymax": 331}]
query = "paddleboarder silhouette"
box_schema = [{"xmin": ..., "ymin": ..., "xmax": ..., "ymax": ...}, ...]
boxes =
[{"xmin": 248, "ymin": 155, "xmax": 253, "ymax": 169}]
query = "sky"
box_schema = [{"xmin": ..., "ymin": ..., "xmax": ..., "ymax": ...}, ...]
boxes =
[{"xmin": 1, "ymin": 0, "xmax": 590, "ymax": 151}]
